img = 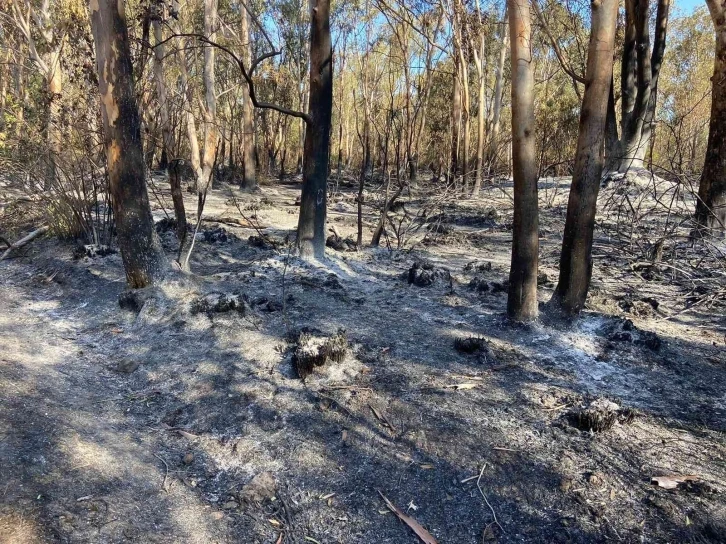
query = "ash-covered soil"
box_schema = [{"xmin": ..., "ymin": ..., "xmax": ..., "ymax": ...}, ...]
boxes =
[{"xmin": 1, "ymin": 173, "xmax": 725, "ymax": 544}]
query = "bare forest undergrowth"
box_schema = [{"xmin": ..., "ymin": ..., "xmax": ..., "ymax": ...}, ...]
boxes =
[{"xmin": 1, "ymin": 170, "xmax": 725, "ymax": 544}]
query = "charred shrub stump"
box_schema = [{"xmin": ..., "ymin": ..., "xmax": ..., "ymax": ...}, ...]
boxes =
[
  {"xmin": 407, "ymin": 261, "xmax": 452, "ymax": 288},
  {"xmin": 191, "ymin": 292, "xmax": 249, "ymax": 316},
  {"xmin": 568, "ymin": 399, "xmax": 637, "ymax": 432},
  {"xmin": 454, "ymin": 336, "xmax": 488, "ymax": 354},
  {"xmin": 292, "ymin": 330, "xmax": 348, "ymax": 379}
]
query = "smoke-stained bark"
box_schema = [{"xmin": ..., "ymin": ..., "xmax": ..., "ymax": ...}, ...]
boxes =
[
  {"xmin": 507, "ymin": 0, "xmax": 539, "ymax": 322},
  {"xmin": 296, "ymin": 0, "xmax": 333, "ymax": 259},
  {"xmin": 619, "ymin": 0, "xmax": 670, "ymax": 172},
  {"xmin": 199, "ymin": 0, "xmax": 219, "ymax": 192},
  {"xmin": 240, "ymin": 6, "xmax": 257, "ymax": 190},
  {"xmin": 695, "ymin": 0, "xmax": 726, "ymax": 235},
  {"xmin": 550, "ymin": 0, "xmax": 619, "ymax": 315},
  {"xmin": 89, "ymin": 0, "xmax": 166, "ymax": 287},
  {"xmin": 153, "ymin": 16, "xmax": 186, "ymax": 248}
]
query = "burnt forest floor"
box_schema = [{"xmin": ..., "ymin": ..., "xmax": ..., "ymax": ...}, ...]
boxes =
[{"xmin": 1, "ymin": 170, "xmax": 725, "ymax": 544}]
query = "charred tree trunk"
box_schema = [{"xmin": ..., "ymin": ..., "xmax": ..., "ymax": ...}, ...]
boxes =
[
  {"xmin": 199, "ymin": 0, "xmax": 219, "ymax": 193},
  {"xmin": 507, "ymin": 0, "xmax": 539, "ymax": 322},
  {"xmin": 640, "ymin": 0, "xmax": 670, "ymax": 163},
  {"xmin": 695, "ymin": 0, "xmax": 726, "ymax": 235},
  {"xmin": 90, "ymin": 0, "xmax": 166, "ymax": 287},
  {"xmin": 153, "ymin": 16, "xmax": 186, "ymax": 248},
  {"xmin": 619, "ymin": 0, "xmax": 670, "ymax": 172},
  {"xmin": 550, "ymin": 0, "xmax": 618, "ymax": 315},
  {"xmin": 297, "ymin": 0, "xmax": 333, "ymax": 259},
  {"xmin": 240, "ymin": 6, "xmax": 257, "ymax": 190},
  {"xmin": 604, "ymin": 73, "xmax": 619, "ymax": 171},
  {"xmin": 450, "ymin": 50, "xmax": 462, "ymax": 183},
  {"xmin": 171, "ymin": 0, "xmax": 203, "ymax": 188},
  {"xmin": 488, "ymin": 7, "xmax": 508, "ymax": 169},
  {"xmin": 473, "ymin": 31, "xmax": 487, "ymax": 195}
]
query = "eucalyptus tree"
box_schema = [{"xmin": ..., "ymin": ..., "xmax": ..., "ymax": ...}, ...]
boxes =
[
  {"xmin": 507, "ymin": 0, "xmax": 539, "ymax": 322},
  {"xmin": 550, "ymin": 0, "xmax": 619, "ymax": 315},
  {"xmin": 90, "ymin": 0, "xmax": 167, "ymax": 287},
  {"xmin": 696, "ymin": 0, "xmax": 726, "ymax": 235}
]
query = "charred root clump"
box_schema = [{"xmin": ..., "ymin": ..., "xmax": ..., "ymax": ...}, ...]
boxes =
[
  {"xmin": 202, "ymin": 227, "xmax": 230, "ymax": 244},
  {"xmin": 572, "ymin": 408, "xmax": 617, "ymax": 432},
  {"xmin": 293, "ymin": 330, "xmax": 349, "ymax": 379},
  {"xmin": 568, "ymin": 399, "xmax": 638, "ymax": 432},
  {"xmin": 73, "ymin": 244, "xmax": 116, "ymax": 260},
  {"xmin": 248, "ymin": 235, "xmax": 281, "ymax": 250},
  {"xmin": 191, "ymin": 292, "xmax": 249, "ymax": 316},
  {"xmin": 119, "ymin": 287, "xmax": 161, "ymax": 313},
  {"xmin": 469, "ymin": 276, "xmax": 508, "ymax": 294},
  {"xmin": 155, "ymin": 217, "xmax": 182, "ymax": 234},
  {"xmin": 454, "ymin": 336, "xmax": 488, "ymax": 354},
  {"xmin": 463, "ymin": 261, "xmax": 492, "ymax": 273},
  {"xmin": 326, "ymin": 234, "xmax": 357, "ymax": 252},
  {"xmin": 407, "ymin": 261, "xmax": 452, "ymax": 288},
  {"xmin": 606, "ymin": 318, "xmax": 662, "ymax": 351}
]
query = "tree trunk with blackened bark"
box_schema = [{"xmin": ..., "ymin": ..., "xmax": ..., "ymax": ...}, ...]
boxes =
[
  {"xmin": 604, "ymin": 73, "xmax": 619, "ymax": 171},
  {"xmin": 550, "ymin": 0, "xmax": 619, "ymax": 315},
  {"xmin": 240, "ymin": 6, "xmax": 257, "ymax": 190},
  {"xmin": 695, "ymin": 0, "xmax": 726, "ymax": 235},
  {"xmin": 618, "ymin": 0, "xmax": 670, "ymax": 172},
  {"xmin": 90, "ymin": 0, "xmax": 166, "ymax": 287},
  {"xmin": 153, "ymin": 16, "xmax": 186, "ymax": 248},
  {"xmin": 297, "ymin": 0, "xmax": 333, "ymax": 259},
  {"xmin": 507, "ymin": 0, "xmax": 539, "ymax": 322}
]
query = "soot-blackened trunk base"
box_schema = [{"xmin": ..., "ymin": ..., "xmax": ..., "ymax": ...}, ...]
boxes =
[
  {"xmin": 296, "ymin": 0, "xmax": 333, "ymax": 260},
  {"xmin": 90, "ymin": 0, "xmax": 167, "ymax": 288},
  {"xmin": 550, "ymin": 0, "xmax": 618, "ymax": 315},
  {"xmin": 506, "ymin": 0, "xmax": 539, "ymax": 322},
  {"xmin": 695, "ymin": 10, "xmax": 726, "ymax": 237}
]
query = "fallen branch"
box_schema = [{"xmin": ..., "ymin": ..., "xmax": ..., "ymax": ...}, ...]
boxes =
[
  {"xmin": 201, "ymin": 215, "xmax": 262, "ymax": 228},
  {"xmin": 0, "ymin": 225, "xmax": 49, "ymax": 261}
]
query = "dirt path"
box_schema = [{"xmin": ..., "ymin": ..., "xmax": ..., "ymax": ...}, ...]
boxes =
[
  {"xmin": 1, "ymin": 179, "xmax": 725, "ymax": 543},
  {"xmin": 0, "ymin": 259, "xmax": 235, "ymax": 543}
]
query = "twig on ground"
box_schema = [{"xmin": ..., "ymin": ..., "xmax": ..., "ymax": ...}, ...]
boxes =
[
  {"xmin": 153, "ymin": 453, "xmax": 170, "ymax": 493},
  {"xmin": 476, "ymin": 464, "xmax": 504, "ymax": 534},
  {"xmin": 281, "ymin": 236, "xmax": 294, "ymax": 333},
  {"xmin": 318, "ymin": 393, "xmax": 353, "ymax": 416}
]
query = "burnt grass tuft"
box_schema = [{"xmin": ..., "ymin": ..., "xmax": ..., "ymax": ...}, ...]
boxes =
[
  {"xmin": 453, "ymin": 336, "xmax": 487, "ymax": 354},
  {"xmin": 292, "ymin": 330, "xmax": 349, "ymax": 379}
]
